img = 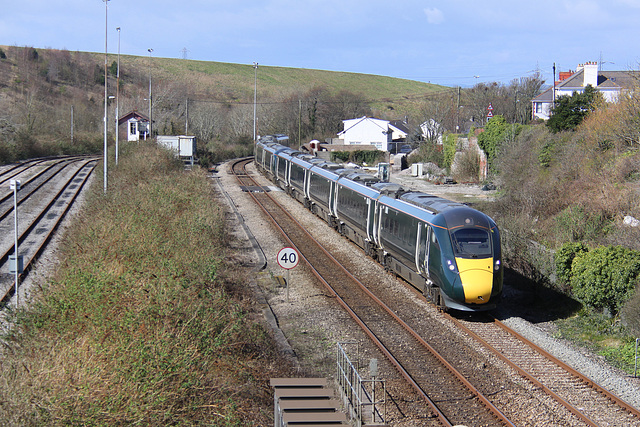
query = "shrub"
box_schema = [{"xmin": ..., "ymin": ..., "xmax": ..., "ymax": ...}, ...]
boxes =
[
  {"xmin": 408, "ymin": 141, "xmax": 443, "ymax": 168},
  {"xmin": 452, "ymin": 148, "xmax": 480, "ymax": 183},
  {"xmin": 570, "ymin": 245, "xmax": 640, "ymax": 315},
  {"xmin": 553, "ymin": 205, "xmax": 611, "ymax": 242},
  {"xmin": 442, "ymin": 133, "xmax": 457, "ymax": 169},
  {"xmin": 329, "ymin": 150, "xmax": 383, "ymax": 165},
  {"xmin": 555, "ymin": 241, "xmax": 589, "ymax": 286}
]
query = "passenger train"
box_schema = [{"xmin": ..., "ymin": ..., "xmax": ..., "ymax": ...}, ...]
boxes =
[{"xmin": 254, "ymin": 137, "xmax": 503, "ymax": 311}]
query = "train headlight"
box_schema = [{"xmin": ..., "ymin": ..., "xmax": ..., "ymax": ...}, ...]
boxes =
[
  {"xmin": 447, "ymin": 259, "xmax": 456, "ymax": 271},
  {"xmin": 494, "ymin": 259, "xmax": 501, "ymax": 271}
]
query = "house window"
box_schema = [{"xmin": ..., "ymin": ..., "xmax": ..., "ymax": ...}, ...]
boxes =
[
  {"xmin": 534, "ymin": 102, "xmax": 542, "ymax": 114},
  {"xmin": 129, "ymin": 122, "xmax": 137, "ymax": 134}
]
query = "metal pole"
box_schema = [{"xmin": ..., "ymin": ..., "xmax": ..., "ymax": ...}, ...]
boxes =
[
  {"xmin": 635, "ymin": 338, "xmax": 639, "ymax": 378},
  {"xmin": 10, "ymin": 180, "xmax": 20, "ymax": 307},
  {"xmin": 148, "ymin": 48, "xmax": 153, "ymax": 138},
  {"xmin": 185, "ymin": 97, "xmax": 189, "ymax": 135},
  {"xmin": 253, "ymin": 62, "xmax": 258, "ymax": 141},
  {"xmin": 115, "ymin": 26, "xmax": 120, "ymax": 165},
  {"xmin": 103, "ymin": 0, "xmax": 109, "ymax": 194}
]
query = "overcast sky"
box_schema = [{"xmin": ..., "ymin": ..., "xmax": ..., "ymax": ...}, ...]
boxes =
[{"xmin": 2, "ymin": 0, "xmax": 640, "ymax": 87}]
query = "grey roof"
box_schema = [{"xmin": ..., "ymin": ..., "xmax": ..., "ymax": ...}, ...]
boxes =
[
  {"xmin": 532, "ymin": 87, "xmax": 554, "ymax": 102},
  {"xmin": 558, "ymin": 69, "xmax": 639, "ymax": 90}
]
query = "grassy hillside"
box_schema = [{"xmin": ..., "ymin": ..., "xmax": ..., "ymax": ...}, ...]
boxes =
[
  {"xmin": 0, "ymin": 45, "xmax": 445, "ymax": 163},
  {"xmin": 123, "ymin": 54, "xmax": 443, "ymax": 102}
]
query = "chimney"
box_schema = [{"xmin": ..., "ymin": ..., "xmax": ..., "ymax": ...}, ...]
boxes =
[
  {"xmin": 582, "ymin": 61, "xmax": 598, "ymax": 88},
  {"xmin": 558, "ymin": 71, "xmax": 574, "ymax": 82}
]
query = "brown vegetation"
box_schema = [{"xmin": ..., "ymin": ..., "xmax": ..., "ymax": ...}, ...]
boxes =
[{"xmin": 0, "ymin": 144, "xmax": 294, "ymax": 425}]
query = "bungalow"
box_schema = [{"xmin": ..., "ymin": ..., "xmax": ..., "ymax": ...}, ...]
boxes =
[
  {"xmin": 337, "ymin": 116, "xmax": 409, "ymax": 152},
  {"xmin": 532, "ymin": 61, "xmax": 638, "ymax": 120}
]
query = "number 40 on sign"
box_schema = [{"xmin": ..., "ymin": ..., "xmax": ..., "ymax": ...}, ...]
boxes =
[{"xmin": 277, "ymin": 247, "xmax": 299, "ymax": 270}]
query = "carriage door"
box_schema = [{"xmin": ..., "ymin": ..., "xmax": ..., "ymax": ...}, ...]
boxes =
[
  {"xmin": 420, "ymin": 224, "xmax": 433, "ymax": 277},
  {"xmin": 418, "ymin": 223, "xmax": 431, "ymax": 276}
]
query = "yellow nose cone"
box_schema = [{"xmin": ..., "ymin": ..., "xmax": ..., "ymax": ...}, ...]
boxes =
[{"xmin": 456, "ymin": 258, "xmax": 493, "ymax": 304}]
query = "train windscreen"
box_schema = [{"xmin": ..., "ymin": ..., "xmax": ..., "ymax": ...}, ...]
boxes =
[{"xmin": 450, "ymin": 228, "xmax": 492, "ymax": 258}]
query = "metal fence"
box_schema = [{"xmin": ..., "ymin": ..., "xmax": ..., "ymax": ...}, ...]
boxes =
[{"xmin": 336, "ymin": 341, "xmax": 386, "ymax": 426}]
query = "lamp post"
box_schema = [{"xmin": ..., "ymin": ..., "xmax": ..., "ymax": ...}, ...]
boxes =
[
  {"xmin": 148, "ymin": 48, "xmax": 153, "ymax": 138},
  {"xmin": 115, "ymin": 26, "xmax": 120, "ymax": 165},
  {"xmin": 103, "ymin": 0, "xmax": 110, "ymax": 194},
  {"xmin": 253, "ymin": 62, "xmax": 258, "ymax": 141}
]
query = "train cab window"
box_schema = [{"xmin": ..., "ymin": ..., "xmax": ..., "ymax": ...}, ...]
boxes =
[{"xmin": 450, "ymin": 228, "xmax": 492, "ymax": 258}]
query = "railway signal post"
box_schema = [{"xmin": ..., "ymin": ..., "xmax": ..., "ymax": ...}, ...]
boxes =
[{"xmin": 277, "ymin": 247, "xmax": 299, "ymax": 302}]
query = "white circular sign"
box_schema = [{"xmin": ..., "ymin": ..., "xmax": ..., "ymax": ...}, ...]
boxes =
[{"xmin": 277, "ymin": 247, "xmax": 299, "ymax": 270}]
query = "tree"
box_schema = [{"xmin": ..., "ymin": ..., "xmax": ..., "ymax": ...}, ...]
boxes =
[{"xmin": 547, "ymin": 85, "xmax": 603, "ymax": 133}]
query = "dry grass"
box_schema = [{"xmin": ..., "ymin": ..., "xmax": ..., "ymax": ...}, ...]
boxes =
[{"xmin": 0, "ymin": 143, "xmax": 290, "ymax": 425}]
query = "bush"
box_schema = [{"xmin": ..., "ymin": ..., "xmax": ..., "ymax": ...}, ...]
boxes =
[
  {"xmin": 329, "ymin": 150, "xmax": 384, "ymax": 165},
  {"xmin": 442, "ymin": 133, "xmax": 457, "ymax": 169},
  {"xmin": 408, "ymin": 141, "xmax": 443, "ymax": 168},
  {"xmin": 570, "ymin": 245, "xmax": 640, "ymax": 315},
  {"xmin": 452, "ymin": 148, "xmax": 480, "ymax": 183},
  {"xmin": 555, "ymin": 241, "xmax": 589, "ymax": 286},
  {"xmin": 553, "ymin": 205, "xmax": 611, "ymax": 242}
]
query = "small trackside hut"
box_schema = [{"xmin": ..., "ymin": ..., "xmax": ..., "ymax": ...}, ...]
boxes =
[{"xmin": 157, "ymin": 135, "xmax": 197, "ymax": 168}]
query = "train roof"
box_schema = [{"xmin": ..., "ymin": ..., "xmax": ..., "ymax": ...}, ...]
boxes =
[
  {"xmin": 399, "ymin": 192, "xmax": 467, "ymax": 214},
  {"xmin": 309, "ymin": 165, "xmax": 340, "ymax": 180},
  {"xmin": 337, "ymin": 176, "xmax": 381, "ymax": 198},
  {"xmin": 343, "ymin": 172, "xmax": 379, "ymax": 186},
  {"xmin": 370, "ymin": 182, "xmax": 405, "ymax": 198},
  {"xmin": 290, "ymin": 155, "xmax": 314, "ymax": 169}
]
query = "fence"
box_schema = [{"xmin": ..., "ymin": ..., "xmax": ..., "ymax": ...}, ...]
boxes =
[{"xmin": 335, "ymin": 341, "xmax": 386, "ymax": 426}]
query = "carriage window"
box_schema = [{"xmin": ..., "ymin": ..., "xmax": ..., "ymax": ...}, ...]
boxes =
[{"xmin": 450, "ymin": 228, "xmax": 491, "ymax": 258}]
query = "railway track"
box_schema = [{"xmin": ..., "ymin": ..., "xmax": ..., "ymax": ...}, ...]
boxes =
[
  {"xmin": 450, "ymin": 313, "xmax": 640, "ymax": 426},
  {"xmin": 0, "ymin": 156, "xmax": 97, "ymax": 304},
  {"xmin": 232, "ymin": 158, "xmax": 513, "ymax": 426}
]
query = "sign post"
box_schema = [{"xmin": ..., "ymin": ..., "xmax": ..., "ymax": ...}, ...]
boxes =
[{"xmin": 277, "ymin": 247, "xmax": 299, "ymax": 302}]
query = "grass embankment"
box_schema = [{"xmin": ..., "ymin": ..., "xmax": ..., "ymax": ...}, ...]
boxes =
[{"xmin": 0, "ymin": 144, "xmax": 287, "ymax": 425}]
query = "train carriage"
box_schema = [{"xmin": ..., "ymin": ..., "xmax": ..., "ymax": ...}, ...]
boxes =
[
  {"xmin": 288, "ymin": 156, "xmax": 313, "ymax": 206},
  {"xmin": 307, "ymin": 166, "xmax": 340, "ymax": 226},
  {"xmin": 335, "ymin": 176, "xmax": 380, "ymax": 252},
  {"xmin": 274, "ymin": 150, "xmax": 298, "ymax": 192}
]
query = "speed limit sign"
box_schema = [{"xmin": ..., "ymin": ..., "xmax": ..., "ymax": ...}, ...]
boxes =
[{"xmin": 277, "ymin": 247, "xmax": 299, "ymax": 270}]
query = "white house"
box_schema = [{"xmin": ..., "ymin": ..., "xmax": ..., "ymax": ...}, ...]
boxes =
[
  {"xmin": 337, "ymin": 117, "xmax": 409, "ymax": 151},
  {"xmin": 532, "ymin": 61, "xmax": 638, "ymax": 120}
]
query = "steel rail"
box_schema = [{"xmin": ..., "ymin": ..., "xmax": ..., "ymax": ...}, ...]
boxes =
[
  {"xmin": 489, "ymin": 315, "xmax": 640, "ymax": 420},
  {"xmin": 0, "ymin": 159, "xmax": 96, "ymax": 303}
]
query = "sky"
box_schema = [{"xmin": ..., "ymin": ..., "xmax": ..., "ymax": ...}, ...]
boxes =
[{"xmin": 2, "ymin": 0, "xmax": 640, "ymax": 87}]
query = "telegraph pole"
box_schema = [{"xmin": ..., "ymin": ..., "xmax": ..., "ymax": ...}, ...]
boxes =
[{"xmin": 253, "ymin": 62, "xmax": 258, "ymax": 141}]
